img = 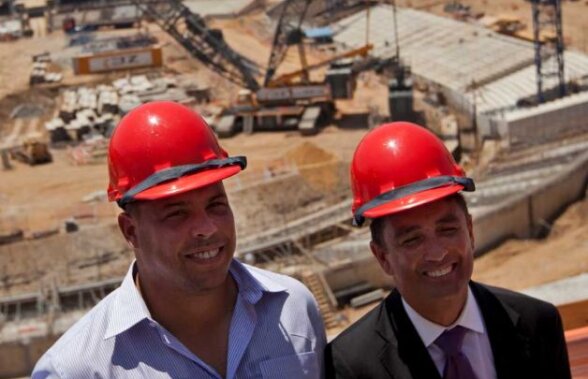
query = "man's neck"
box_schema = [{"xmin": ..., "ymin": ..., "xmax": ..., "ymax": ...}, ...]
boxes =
[
  {"xmin": 137, "ymin": 272, "xmax": 238, "ymax": 377},
  {"xmin": 402, "ymin": 288, "xmax": 468, "ymax": 327},
  {"xmin": 137, "ymin": 272, "xmax": 238, "ymax": 330}
]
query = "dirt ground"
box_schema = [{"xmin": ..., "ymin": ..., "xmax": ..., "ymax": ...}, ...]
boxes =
[
  {"xmin": 473, "ymin": 194, "xmax": 588, "ymax": 290},
  {"xmin": 0, "ymin": 3, "xmax": 587, "ymax": 300}
]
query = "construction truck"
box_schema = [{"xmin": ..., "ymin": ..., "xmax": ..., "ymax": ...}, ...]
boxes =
[{"xmin": 11, "ymin": 133, "xmax": 52, "ymax": 165}]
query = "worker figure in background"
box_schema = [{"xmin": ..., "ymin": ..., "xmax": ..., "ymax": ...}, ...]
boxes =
[
  {"xmin": 32, "ymin": 101, "xmax": 325, "ymax": 379},
  {"xmin": 325, "ymin": 122, "xmax": 571, "ymax": 379}
]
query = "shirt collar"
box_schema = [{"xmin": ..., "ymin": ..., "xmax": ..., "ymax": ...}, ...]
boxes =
[
  {"xmin": 402, "ymin": 285, "xmax": 486, "ymax": 348},
  {"xmin": 104, "ymin": 259, "xmax": 286, "ymax": 339},
  {"xmin": 104, "ymin": 261, "xmax": 152, "ymax": 340},
  {"xmin": 229, "ymin": 259, "xmax": 287, "ymax": 304}
]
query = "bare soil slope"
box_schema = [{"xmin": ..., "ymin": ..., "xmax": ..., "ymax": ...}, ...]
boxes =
[{"xmin": 473, "ymin": 195, "xmax": 588, "ymax": 290}]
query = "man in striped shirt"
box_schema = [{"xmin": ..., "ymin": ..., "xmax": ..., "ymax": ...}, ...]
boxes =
[{"xmin": 32, "ymin": 102, "xmax": 326, "ymax": 379}]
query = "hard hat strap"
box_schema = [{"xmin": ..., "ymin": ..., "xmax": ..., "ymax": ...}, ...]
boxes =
[
  {"xmin": 117, "ymin": 156, "xmax": 247, "ymax": 208},
  {"xmin": 353, "ymin": 175, "xmax": 475, "ymax": 227}
]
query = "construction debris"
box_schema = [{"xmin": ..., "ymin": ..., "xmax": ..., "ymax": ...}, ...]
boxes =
[{"xmin": 68, "ymin": 136, "xmax": 108, "ymax": 165}]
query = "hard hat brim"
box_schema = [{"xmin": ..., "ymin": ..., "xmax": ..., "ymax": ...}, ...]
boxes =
[
  {"xmin": 362, "ymin": 184, "xmax": 464, "ymax": 219},
  {"xmin": 130, "ymin": 165, "xmax": 242, "ymax": 201}
]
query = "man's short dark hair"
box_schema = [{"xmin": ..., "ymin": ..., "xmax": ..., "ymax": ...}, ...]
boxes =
[
  {"xmin": 123, "ymin": 202, "xmax": 141, "ymax": 217},
  {"xmin": 369, "ymin": 193, "xmax": 469, "ymax": 246}
]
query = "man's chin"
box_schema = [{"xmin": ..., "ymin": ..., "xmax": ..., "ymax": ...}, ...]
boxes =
[{"xmin": 184, "ymin": 269, "xmax": 233, "ymax": 293}]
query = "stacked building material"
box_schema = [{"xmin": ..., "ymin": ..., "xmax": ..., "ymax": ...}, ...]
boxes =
[
  {"xmin": 48, "ymin": 87, "xmax": 115, "ymax": 143},
  {"xmin": 45, "ymin": 74, "xmax": 195, "ymax": 144},
  {"xmin": 29, "ymin": 53, "xmax": 63, "ymax": 86}
]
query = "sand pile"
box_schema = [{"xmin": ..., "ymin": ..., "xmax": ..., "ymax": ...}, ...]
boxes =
[{"xmin": 283, "ymin": 142, "xmax": 348, "ymax": 193}]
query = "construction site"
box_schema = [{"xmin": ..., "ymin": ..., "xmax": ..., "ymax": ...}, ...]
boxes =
[{"xmin": 0, "ymin": 0, "xmax": 587, "ymax": 377}]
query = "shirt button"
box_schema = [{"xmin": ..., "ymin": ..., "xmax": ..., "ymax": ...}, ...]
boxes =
[{"xmin": 162, "ymin": 334, "xmax": 171, "ymax": 344}]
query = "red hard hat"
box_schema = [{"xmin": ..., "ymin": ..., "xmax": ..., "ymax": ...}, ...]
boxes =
[
  {"xmin": 107, "ymin": 101, "xmax": 246, "ymax": 207},
  {"xmin": 351, "ymin": 122, "xmax": 474, "ymax": 226}
]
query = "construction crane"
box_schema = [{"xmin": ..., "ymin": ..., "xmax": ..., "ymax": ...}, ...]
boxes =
[
  {"xmin": 531, "ymin": 0, "xmax": 565, "ymax": 103},
  {"xmin": 264, "ymin": 0, "xmax": 313, "ymax": 87},
  {"xmin": 268, "ymin": 44, "xmax": 373, "ymax": 87},
  {"xmin": 264, "ymin": 0, "xmax": 375, "ymax": 87},
  {"xmin": 130, "ymin": 0, "xmax": 261, "ymax": 91},
  {"xmin": 132, "ymin": 0, "xmax": 376, "ymax": 136}
]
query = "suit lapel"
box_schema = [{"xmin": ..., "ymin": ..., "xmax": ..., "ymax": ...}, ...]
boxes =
[
  {"xmin": 471, "ymin": 282, "xmax": 531, "ymax": 379},
  {"xmin": 375, "ymin": 290, "xmax": 442, "ymax": 379},
  {"xmin": 374, "ymin": 284, "xmax": 534, "ymax": 379}
]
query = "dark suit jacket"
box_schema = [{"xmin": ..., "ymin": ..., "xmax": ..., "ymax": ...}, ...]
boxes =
[{"xmin": 325, "ymin": 281, "xmax": 571, "ymax": 379}]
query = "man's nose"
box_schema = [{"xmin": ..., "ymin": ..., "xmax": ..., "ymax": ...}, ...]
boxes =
[
  {"xmin": 190, "ymin": 211, "xmax": 217, "ymax": 239},
  {"xmin": 423, "ymin": 240, "xmax": 448, "ymax": 262}
]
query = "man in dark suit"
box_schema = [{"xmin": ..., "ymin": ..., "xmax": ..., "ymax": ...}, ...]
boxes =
[{"xmin": 325, "ymin": 122, "xmax": 571, "ymax": 379}]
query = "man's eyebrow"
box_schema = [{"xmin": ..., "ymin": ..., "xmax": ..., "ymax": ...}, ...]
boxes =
[
  {"xmin": 395, "ymin": 225, "xmax": 421, "ymax": 237},
  {"xmin": 160, "ymin": 201, "xmax": 187, "ymax": 209},
  {"xmin": 437, "ymin": 213, "xmax": 460, "ymax": 224}
]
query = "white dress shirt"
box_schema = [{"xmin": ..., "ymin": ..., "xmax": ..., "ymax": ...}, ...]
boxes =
[
  {"xmin": 32, "ymin": 259, "xmax": 326, "ymax": 379},
  {"xmin": 402, "ymin": 286, "xmax": 497, "ymax": 379}
]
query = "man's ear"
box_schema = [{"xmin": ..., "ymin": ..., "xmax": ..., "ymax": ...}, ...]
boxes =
[
  {"xmin": 370, "ymin": 240, "xmax": 394, "ymax": 276},
  {"xmin": 118, "ymin": 212, "xmax": 138, "ymax": 250}
]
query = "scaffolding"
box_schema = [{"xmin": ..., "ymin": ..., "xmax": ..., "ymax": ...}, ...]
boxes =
[{"xmin": 531, "ymin": 0, "xmax": 565, "ymax": 103}]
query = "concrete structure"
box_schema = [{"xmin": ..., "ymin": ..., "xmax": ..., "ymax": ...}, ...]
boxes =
[
  {"xmin": 183, "ymin": 0, "xmax": 261, "ymax": 18},
  {"xmin": 523, "ymin": 273, "xmax": 588, "ymax": 308},
  {"xmin": 0, "ymin": 278, "xmax": 120, "ymax": 378},
  {"xmin": 523, "ymin": 274, "xmax": 588, "ymax": 332},
  {"xmin": 469, "ymin": 144, "xmax": 588, "ymax": 253},
  {"xmin": 487, "ymin": 91, "xmax": 588, "ymax": 146},
  {"xmin": 315, "ymin": 238, "xmax": 393, "ymax": 297}
]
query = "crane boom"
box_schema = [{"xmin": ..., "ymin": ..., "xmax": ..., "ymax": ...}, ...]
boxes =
[
  {"xmin": 264, "ymin": 0, "xmax": 313, "ymax": 87},
  {"xmin": 131, "ymin": 0, "xmax": 260, "ymax": 90},
  {"xmin": 268, "ymin": 44, "xmax": 373, "ymax": 87}
]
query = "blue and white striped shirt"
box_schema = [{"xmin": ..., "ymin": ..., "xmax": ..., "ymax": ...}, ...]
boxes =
[{"xmin": 32, "ymin": 259, "xmax": 326, "ymax": 378}]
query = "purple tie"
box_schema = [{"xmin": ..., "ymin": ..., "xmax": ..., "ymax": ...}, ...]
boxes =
[{"xmin": 435, "ymin": 326, "xmax": 478, "ymax": 379}]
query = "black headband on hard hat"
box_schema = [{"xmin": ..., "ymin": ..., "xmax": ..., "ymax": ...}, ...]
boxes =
[
  {"xmin": 353, "ymin": 175, "xmax": 475, "ymax": 227},
  {"xmin": 117, "ymin": 156, "xmax": 247, "ymax": 208}
]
